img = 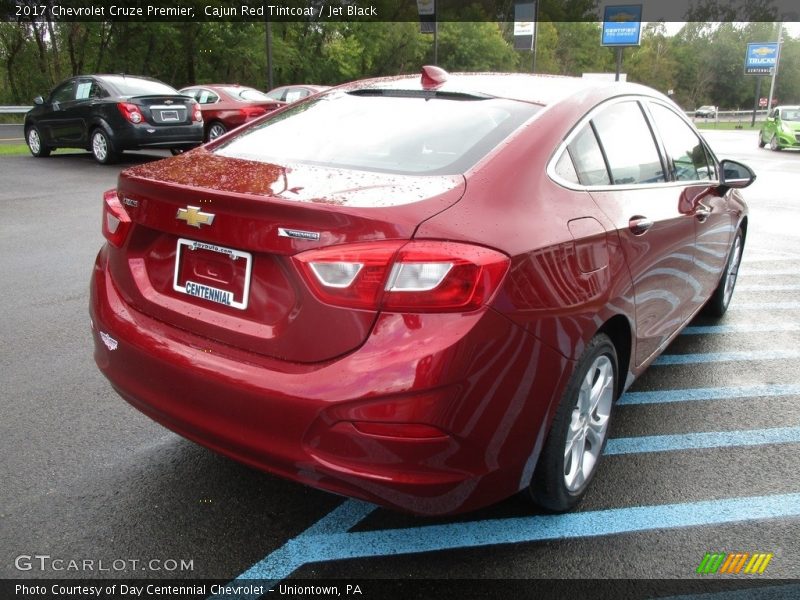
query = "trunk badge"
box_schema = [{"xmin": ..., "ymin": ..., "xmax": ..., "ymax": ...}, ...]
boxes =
[
  {"xmin": 177, "ymin": 205, "xmax": 215, "ymax": 228},
  {"xmin": 278, "ymin": 227, "xmax": 320, "ymax": 241}
]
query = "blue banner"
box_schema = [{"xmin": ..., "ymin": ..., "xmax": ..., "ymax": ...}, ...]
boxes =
[{"xmin": 601, "ymin": 5, "xmax": 642, "ymax": 47}]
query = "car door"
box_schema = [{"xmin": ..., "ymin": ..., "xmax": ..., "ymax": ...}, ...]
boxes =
[
  {"xmin": 572, "ymin": 99, "xmax": 699, "ymax": 367},
  {"xmin": 38, "ymin": 79, "xmax": 79, "ymax": 144},
  {"xmin": 644, "ymin": 101, "xmax": 733, "ymax": 315},
  {"xmin": 68, "ymin": 78, "xmax": 108, "ymax": 146}
]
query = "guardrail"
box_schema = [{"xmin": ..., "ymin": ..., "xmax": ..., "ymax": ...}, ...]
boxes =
[{"xmin": 0, "ymin": 106, "xmax": 32, "ymax": 114}]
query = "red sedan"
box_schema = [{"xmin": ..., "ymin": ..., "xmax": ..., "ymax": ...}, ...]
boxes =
[
  {"xmin": 91, "ymin": 67, "xmax": 753, "ymax": 515},
  {"xmin": 178, "ymin": 84, "xmax": 284, "ymax": 141}
]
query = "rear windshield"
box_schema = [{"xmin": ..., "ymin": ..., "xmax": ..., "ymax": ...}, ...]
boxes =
[
  {"xmin": 213, "ymin": 91, "xmax": 539, "ymax": 175},
  {"xmin": 221, "ymin": 87, "xmax": 272, "ymax": 102},
  {"xmin": 101, "ymin": 76, "xmax": 178, "ymax": 97}
]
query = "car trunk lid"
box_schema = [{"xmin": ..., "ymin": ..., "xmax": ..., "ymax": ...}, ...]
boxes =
[{"xmin": 107, "ymin": 149, "xmax": 465, "ymax": 363}]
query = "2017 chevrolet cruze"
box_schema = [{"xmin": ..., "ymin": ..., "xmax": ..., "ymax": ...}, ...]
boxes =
[{"xmin": 90, "ymin": 67, "xmax": 754, "ymax": 515}]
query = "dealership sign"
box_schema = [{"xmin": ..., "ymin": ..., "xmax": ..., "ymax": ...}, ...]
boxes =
[
  {"xmin": 601, "ymin": 5, "xmax": 643, "ymax": 47},
  {"xmin": 745, "ymin": 43, "xmax": 779, "ymax": 75}
]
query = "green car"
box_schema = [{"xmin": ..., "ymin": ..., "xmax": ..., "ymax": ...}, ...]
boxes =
[{"xmin": 759, "ymin": 105, "xmax": 800, "ymax": 151}]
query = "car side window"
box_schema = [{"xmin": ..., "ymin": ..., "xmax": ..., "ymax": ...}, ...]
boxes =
[
  {"xmin": 51, "ymin": 81, "xmax": 77, "ymax": 104},
  {"xmin": 566, "ymin": 124, "xmax": 610, "ymax": 186},
  {"xmin": 648, "ymin": 103, "xmax": 713, "ymax": 181},
  {"xmin": 198, "ymin": 89, "xmax": 219, "ymax": 104},
  {"xmin": 591, "ymin": 101, "xmax": 665, "ymax": 185},
  {"xmin": 553, "ymin": 149, "xmax": 580, "ymax": 185},
  {"xmin": 285, "ymin": 89, "xmax": 306, "ymax": 102}
]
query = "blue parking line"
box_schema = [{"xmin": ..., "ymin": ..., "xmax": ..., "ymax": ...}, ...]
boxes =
[
  {"xmin": 654, "ymin": 350, "xmax": 800, "ymax": 365},
  {"xmin": 659, "ymin": 584, "xmax": 800, "ymax": 600},
  {"xmin": 619, "ymin": 384, "xmax": 800, "ymax": 405},
  {"xmin": 221, "ymin": 493, "xmax": 800, "ymax": 579},
  {"xmin": 682, "ymin": 323, "xmax": 800, "ymax": 335},
  {"xmin": 604, "ymin": 426, "xmax": 800, "ymax": 455}
]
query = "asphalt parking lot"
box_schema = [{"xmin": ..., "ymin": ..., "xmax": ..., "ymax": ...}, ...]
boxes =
[{"xmin": 1, "ymin": 131, "xmax": 799, "ymax": 598}]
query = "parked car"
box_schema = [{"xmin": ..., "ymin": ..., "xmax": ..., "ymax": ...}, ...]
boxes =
[
  {"xmin": 178, "ymin": 84, "xmax": 285, "ymax": 141},
  {"xmin": 695, "ymin": 105, "xmax": 717, "ymax": 118},
  {"xmin": 90, "ymin": 66, "xmax": 754, "ymax": 515},
  {"xmin": 265, "ymin": 84, "xmax": 330, "ymax": 103},
  {"xmin": 25, "ymin": 74, "xmax": 204, "ymax": 164},
  {"xmin": 758, "ymin": 105, "xmax": 800, "ymax": 151}
]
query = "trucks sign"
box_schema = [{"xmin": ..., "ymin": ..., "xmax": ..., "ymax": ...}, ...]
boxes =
[{"xmin": 745, "ymin": 43, "xmax": 779, "ymax": 75}]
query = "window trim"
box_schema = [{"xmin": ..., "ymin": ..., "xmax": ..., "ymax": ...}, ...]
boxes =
[{"xmin": 547, "ymin": 94, "xmax": 721, "ymax": 192}]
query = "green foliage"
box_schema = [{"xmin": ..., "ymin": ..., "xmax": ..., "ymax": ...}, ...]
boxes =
[{"xmin": 1, "ymin": 18, "xmax": 798, "ymax": 114}]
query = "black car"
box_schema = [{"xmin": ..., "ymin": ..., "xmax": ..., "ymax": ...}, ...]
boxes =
[{"xmin": 25, "ymin": 75, "xmax": 204, "ymax": 164}]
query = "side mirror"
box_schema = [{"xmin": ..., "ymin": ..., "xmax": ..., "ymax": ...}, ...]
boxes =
[
  {"xmin": 34, "ymin": 96, "xmax": 44, "ymax": 105},
  {"xmin": 719, "ymin": 159, "xmax": 756, "ymax": 189}
]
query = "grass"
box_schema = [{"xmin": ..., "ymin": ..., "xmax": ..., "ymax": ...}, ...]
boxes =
[
  {"xmin": 0, "ymin": 114, "xmax": 25, "ymax": 124},
  {"xmin": 694, "ymin": 120, "xmax": 765, "ymax": 130},
  {"xmin": 0, "ymin": 144, "xmax": 29, "ymax": 156}
]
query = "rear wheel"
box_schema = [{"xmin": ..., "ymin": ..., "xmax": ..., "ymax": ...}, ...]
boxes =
[
  {"xmin": 770, "ymin": 134, "xmax": 782, "ymax": 151},
  {"xmin": 758, "ymin": 132, "xmax": 766, "ymax": 148},
  {"xmin": 207, "ymin": 121, "xmax": 227, "ymax": 141},
  {"xmin": 528, "ymin": 333, "xmax": 618, "ymax": 512},
  {"xmin": 90, "ymin": 128, "xmax": 119, "ymax": 164},
  {"xmin": 704, "ymin": 228, "xmax": 744, "ymax": 317},
  {"xmin": 27, "ymin": 126, "xmax": 51, "ymax": 157}
]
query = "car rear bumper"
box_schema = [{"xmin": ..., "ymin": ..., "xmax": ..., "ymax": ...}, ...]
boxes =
[
  {"xmin": 111, "ymin": 122, "xmax": 204, "ymax": 150},
  {"xmin": 90, "ymin": 246, "xmax": 570, "ymax": 515}
]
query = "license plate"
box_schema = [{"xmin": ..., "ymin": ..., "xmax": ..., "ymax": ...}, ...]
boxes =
[
  {"xmin": 173, "ymin": 238, "xmax": 252, "ymax": 310},
  {"xmin": 160, "ymin": 110, "xmax": 180, "ymax": 121}
]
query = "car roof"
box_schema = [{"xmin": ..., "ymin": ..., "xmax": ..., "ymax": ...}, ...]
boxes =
[{"xmin": 336, "ymin": 72, "xmax": 666, "ymax": 107}]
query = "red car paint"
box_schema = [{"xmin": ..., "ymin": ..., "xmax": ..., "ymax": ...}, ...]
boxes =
[
  {"xmin": 179, "ymin": 84, "xmax": 285, "ymax": 141},
  {"xmin": 90, "ymin": 69, "xmax": 749, "ymax": 515}
]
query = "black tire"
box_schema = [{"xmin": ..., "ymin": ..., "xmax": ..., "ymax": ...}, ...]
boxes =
[
  {"xmin": 770, "ymin": 135, "xmax": 782, "ymax": 151},
  {"xmin": 528, "ymin": 333, "xmax": 618, "ymax": 512},
  {"xmin": 26, "ymin": 126, "xmax": 51, "ymax": 157},
  {"xmin": 758, "ymin": 132, "xmax": 766, "ymax": 148},
  {"xmin": 207, "ymin": 121, "xmax": 227, "ymax": 141},
  {"xmin": 90, "ymin": 128, "xmax": 119, "ymax": 164},
  {"xmin": 704, "ymin": 228, "xmax": 744, "ymax": 318}
]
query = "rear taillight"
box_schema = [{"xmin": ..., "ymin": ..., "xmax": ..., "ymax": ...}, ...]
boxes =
[
  {"xmin": 117, "ymin": 102, "xmax": 143, "ymax": 124},
  {"xmin": 294, "ymin": 240, "xmax": 509, "ymax": 312},
  {"xmin": 101, "ymin": 189, "xmax": 131, "ymax": 248},
  {"xmin": 192, "ymin": 103, "xmax": 203, "ymax": 122}
]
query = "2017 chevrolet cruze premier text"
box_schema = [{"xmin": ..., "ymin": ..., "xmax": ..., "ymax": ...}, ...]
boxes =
[{"xmin": 90, "ymin": 67, "xmax": 754, "ymax": 515}]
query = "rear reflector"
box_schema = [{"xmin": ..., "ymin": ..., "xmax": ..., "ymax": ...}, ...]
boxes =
[
  {"xmin": 101, "ymin": 189, "xmax": 131, "ymax": 248},
  {"xmin": 294, "ymin": 240, "xmax": 509, "ymax": 312},
  {"xmin": 352, "ymin": 421, "xmax": 449, "ymax": 439}
]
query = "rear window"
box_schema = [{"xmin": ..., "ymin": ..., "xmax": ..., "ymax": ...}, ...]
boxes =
[
  {"xmin": 221, "ymin": 87, "xmax": 272, "ymax": 102},
  {"xmin": 102, "ymin": 76, "xmax": 178, "ymax": 97},
  {"xmin": 214, "ymin": 91, "xmax": 539, "ymax": 175}
]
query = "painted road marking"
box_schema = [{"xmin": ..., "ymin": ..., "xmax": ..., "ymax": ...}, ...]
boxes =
[
  {"xmin": 682, "ymin": 323, "xmax": 800, "ymax": 335},
  {"xmin": 216, "ymin": 493, "xmax": 800, "ymax": 599},
  {"xmin": 654, "ymin": 350, "xmax": 800, "ymax": 365},
  {"xmin": 742, "ymin": 268, "xmax": 800, "ymax": 276},
  {"xmin": 604, "ymin": 426, "xmax": 800, "ymax": 455},
  {"xmin": 619, "ymin": 384, "xmax": 800, "ymax": 405},
  {"xmin": 735, "ymin": 284, "xmax": 800, "ymax": 291},
  {"xmin": 733, "ymin": 301, "xmax": 800, "ymax": 309}
]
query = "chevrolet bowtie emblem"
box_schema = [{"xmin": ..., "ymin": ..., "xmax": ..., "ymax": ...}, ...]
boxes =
[{"xmin": 176, "ymin": 205, "xmax": 215, "ymax": 228}]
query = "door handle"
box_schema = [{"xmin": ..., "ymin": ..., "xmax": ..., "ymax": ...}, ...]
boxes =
[{"xmin": 628, "ymin": 216, "xmax": 653, "ymax": 235}]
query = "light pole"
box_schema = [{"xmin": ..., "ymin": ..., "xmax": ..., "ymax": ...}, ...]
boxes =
[{"xmin": 766, "ymin": 22, "xmax": 783, "ymax": 113}]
